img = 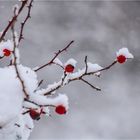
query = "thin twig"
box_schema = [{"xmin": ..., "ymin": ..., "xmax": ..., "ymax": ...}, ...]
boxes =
[
  {"xmin": 24, "ymin": 98, "xmax": 56, "ymax": 108},
  {"xmin": 84, "ymin": 56, "xmax": 88, "ymax": 74},
  {"xmin": 0, "ymin": 56, "xmax": 4, "ymax": 60},
  {"xmin": 80, "ymin": 78, "xmax": 101, "ymax": 91},
  {"xmin": 53, "ymin": 62, "xmax": 64, "ymax": 69},
  {"xmin": 0, "ymin": 0, "xmax": 28, "ymax": 42},
  {"xmin": 34, "ymin": 40, "xmax": 74, "ymax": 72},
  {"xmin": 44, "ymin": 72, "xmax": 67, "ymax": 96},
  {"xmin": 15, "ymin": 123, "xmax": 20, "ymax": 127},
  {"xmin": 11, "ymin": 25, "xmax": 29, "ymax": 98},
  {"xmin": 18, "ymin": 0, "xmax": 33, "ymax": 43},
  {"xmin": 24, "ymin": 98, "xmax": 41, "ymax": 107},
  {"xmin": 38, "ymin": 79, "xmax": 44, "ymax": 87},
  {"xmin": 96, "ymin": 60, "xmax": 117, "ymax": 73},
  {"xmin": 22, "ymin": 110, "xmax": 30, "ymax": 115},
  {"xmin": 69, "ymin": 60, "xmax": 117, "ymax": 82}
]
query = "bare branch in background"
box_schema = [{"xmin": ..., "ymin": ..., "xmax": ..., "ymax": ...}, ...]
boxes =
[
  {"xmin": 18, "ymin": 0, "xmax": 34, "ymax": 43},
  {"xmin": 0, "ymin": 0, "xmax": 28, "ymax": 42},
  {"xmin": 80, "ymin": 78, "xmax": 101, "ymax": 91},
  {"xmin": 84, "ymin": 56, "xmax": 88, "ymax": 74},
  {"xmin": 34, "ymin": 40, "xmax": 74, "ymax": 72}
]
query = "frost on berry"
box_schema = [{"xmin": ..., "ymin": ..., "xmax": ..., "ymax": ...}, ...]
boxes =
[
  {"xmin": 0, "ymin": 40, "xmax": 13, "ymax": 57},
  {"xmin": 64, "ymin": 58, "xmax": 77, "ymax": 73},
  {"xmin": 116, "ymin": 48, "xmax": 134, "ymax": 64}
]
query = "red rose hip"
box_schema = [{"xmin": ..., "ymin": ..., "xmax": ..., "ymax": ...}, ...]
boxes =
[
  {"xmin": 65, "ymin": 64, "xmax": 74, "ymax": 73},
  {"xmin": 117, "ymin": 55, "xmax": 126, "ymax": 64},
  {"xmin": 3, "ymin": 49, "xmax": 11, "ymax": 57},
  {"xmin": 55, "ymin": 105, "xmax": 67, "ymax": 115},
  {"xmin": 29, "ymin": 109, "xmax": 40, "ymax": 120}
]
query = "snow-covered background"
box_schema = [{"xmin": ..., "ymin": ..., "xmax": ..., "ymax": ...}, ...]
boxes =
[{"xmin": 0, "ymin": 0, "xmax": 140, "ymax": 139}]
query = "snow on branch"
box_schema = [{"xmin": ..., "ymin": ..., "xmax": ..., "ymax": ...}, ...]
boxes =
[
  {"xmin": 34, "ymin": 40, "xmax": 74, "ymax": 72},
  {"xmin": 11, "ymin": 25, "xmax": 29, "ymax": 98},
  {"xmin": 36, "ymin": 58, "xmax": 116, "ymax": 96},
  {"xmin": 18, "ymin": 0, "xmax": 33, "ymax": 43}
]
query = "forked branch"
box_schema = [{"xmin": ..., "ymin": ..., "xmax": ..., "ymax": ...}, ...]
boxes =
[
  {"xmin": 19, "ymin": 0, "xmax": 34, "ymax": 43},
  {"xmin": 0, "ymin": 0, "xmax": 29, "ymax": 42},
  {"xmin": 34, "ymin": 40, "xmax": 74, "ymax": 72}
]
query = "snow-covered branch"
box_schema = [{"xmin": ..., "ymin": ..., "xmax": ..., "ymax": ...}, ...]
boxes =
[{"xmin": 34, "ymin": 40, "xmax": 74, "ymax": 72}]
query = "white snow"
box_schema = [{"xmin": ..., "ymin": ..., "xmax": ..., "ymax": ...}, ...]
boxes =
[
  {"xmin": 36, "ymin": 81, "xmax": 62, "ymax": 95},
  {"xmin": 29, "ymin": 94, "xmax": 69, "ymax": 109},
  {"xmin": 87, "ymin": 62, "xmax": 103, "ymax": 73},
  {"xmin": 18, "ymin": 65, "xmax": 38, "ymax": 95},
  {"xmin": 23, "ymin": 101, "xmax": 39, "ymax": 110},
  {"xmin": 14, "ymin": 31, "xmax": 19, "ymax": 46},
  {"xmin": 15, "ymin": 48, "xmax": 20, "ymax": 64},
  {"xmin": 0, "ymin": 40, "xmax": 14, "ymax": 56},
  {"xmin": 0, "ymin": 114, "xmax": 34, "ymax": 140},
  {"xmin": 65, "ymin": 58, "xmax": 77, "ymax": 67},
  {"xmin": 53, "ymin": 58, "xmax": 63, "ymax": 67},
  {"xmin": 36, "ymin": 62, "xmax": 103, "ymax": 96},
  {"xmin": 22, "ymin": 114, "xmax": 34, "ymax": 139},
  {"xmin": 0, "ymin": 65, "xmax": 38, "ymax": 140},
  {"xmin": 116, "ymin": 48, "xmax": 134, "ymax": 59},
  {"xmin": 0, "ymin": 66, "xmax": 23, "ymax": 127}
]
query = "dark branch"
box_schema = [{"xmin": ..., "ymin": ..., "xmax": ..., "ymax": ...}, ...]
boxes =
[
  {"xmin": 11, "ymin": 25, "xmax": 29, "ymax": 98},
  {"xmin": 0, "ymin": 56, "xmax": 4, "ymax": 60},
  {"xmin": 44, "ymin": 72, "xmax": 67, "ymax": 96},
  {"xmin": 97, "ymin": 60, "xmax": 117, "ymax": 72},
  {"xmin": 0, "ymin": 0, "xmax": 28, "ymax": 42},
  {"xmin": 24, "ymin": 98, "xmax": 56, "ymax": 108},
  {"xmin": 18, "ymin": 0, "xmax": 33, "ymax": 43},
  {"xmin": 70, "ymin": 60, "xmax": 117, "ymax": 81},
  {"xmin": 38, "ymin": 79, "xmax": 44, "ymax": 87},
  {"xmin": 43, "ymin": 60, "xmax": 117, "ymax": 96},
  {"xmin": 80, "ymin": 78, "xmax": 101, "ymax": 91},
  {"xmin": 34, "ymin": 40, "xmax": 74, "ymax": 72},
  {"xmin": 84, "ymin": 56, "xmax": 88, "ymax": 74}
]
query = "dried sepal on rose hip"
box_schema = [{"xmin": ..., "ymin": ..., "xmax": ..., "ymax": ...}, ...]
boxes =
[
  {"xmin": 29, "ymin": 109, "xmax": 41, "ymax": 120},
  {"xmin": 64, "ymin": 58, "xmax": 77, "ymax": 73},
  {"xmin": 116, "ymin": 48, "xmax": 134, "ymax": 64},
  {"xmin": 55, "ymin": 105, "xmax": 67, "ymax": 115},
  {"xmin": 3, "ymin": 49, "xmax": 11, "ymax": 57}
]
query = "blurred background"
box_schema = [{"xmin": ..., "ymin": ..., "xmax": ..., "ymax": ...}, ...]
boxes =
[{"xmin": 0, "ymin": 0, "xmax": 140, "ymax": 139}]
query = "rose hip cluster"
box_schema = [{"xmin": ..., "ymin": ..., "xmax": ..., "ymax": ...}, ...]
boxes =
[
  {"xmin": 2, "ymin": 47, "xmax": 132, "ymax": 65},
  {"xmin": 2, "ymin": 47, "xmax": 133, "ymax": 121},
  {"xmin": 29, "ymin": 105, "xmax": 67, "ymax": 120}
]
